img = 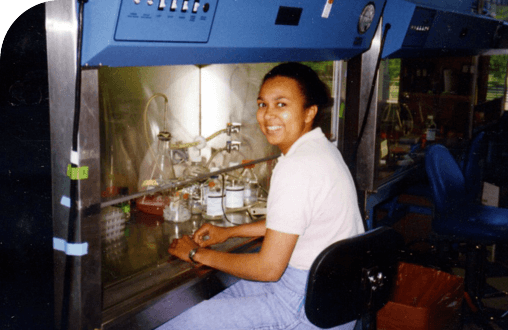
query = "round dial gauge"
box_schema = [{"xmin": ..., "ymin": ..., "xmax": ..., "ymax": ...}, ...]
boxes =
[{"xmin": 358, "ymin": 3, "xmax": 375, "ymax": 34}]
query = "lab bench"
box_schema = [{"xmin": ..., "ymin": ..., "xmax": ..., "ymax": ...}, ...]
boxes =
[{"xmin": 365, "ymin": 154, "xmax": 429, "ymax": 231}]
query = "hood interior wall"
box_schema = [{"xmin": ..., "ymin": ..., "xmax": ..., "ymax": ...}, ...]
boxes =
[{"xmin": 99, "ymin": 63, "xmax": 281, "ymax": 200}]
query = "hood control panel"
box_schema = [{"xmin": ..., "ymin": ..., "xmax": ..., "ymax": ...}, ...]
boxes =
[{"xmin": 115, "ymin": 0, "xmax": 218, "ymax": 42}]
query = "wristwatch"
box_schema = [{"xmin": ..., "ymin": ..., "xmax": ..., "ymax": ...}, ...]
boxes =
[{"xmin": 188, "ymin": 247, "xmax": 199, "ymax": 263}]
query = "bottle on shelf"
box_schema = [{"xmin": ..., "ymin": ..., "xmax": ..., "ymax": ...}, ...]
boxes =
[
  {"xmin": 182, "ymin": 153, "xmax": 209, "ymax": 215},
  {"xmin": 240, "ymin": 160, "xmax": 259, "ymax": 206},
  {"xmin": 183, "ymin": 154, "xmax": 209, "ymax": 180},
  {"xmin": 203, "ymin": 167, "xmax": 224, "ymax": 220},
  {"xmin": 425, "ymin": 115, "xmax": 437, "ymax": 142},
  {"xmin": 163, "ymin": 191, "xmax": 191, "ymax": 222},
  {"xmin": 187, "ymin": 184, "xmax": 203, "ymax": 215},
  {"xmin": 225, "ymin": 162, "xmax": 245, "ymax": 210}
]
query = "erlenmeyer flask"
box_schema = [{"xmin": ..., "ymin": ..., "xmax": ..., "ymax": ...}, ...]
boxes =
[
  {"xmin": 137, "ymin": 131, "xmax": 176, "ymax": 216},
  {"xmin": 139, "ymin": 131, "xmax": 176, "ymax": 191}
]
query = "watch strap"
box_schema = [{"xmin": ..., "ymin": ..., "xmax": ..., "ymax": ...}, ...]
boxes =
[{"xmin": 188, "ymin": 247, "xmax": 199, "ymax": 263}]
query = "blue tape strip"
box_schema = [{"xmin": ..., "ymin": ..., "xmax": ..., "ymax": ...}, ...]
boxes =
[
  {"xmin": 60, "ymin": 196, "xmax": 71, "ymax": 208},
  {"xmin": 53, "ymin": 237, "xmax": 88, "ymax": 256}
]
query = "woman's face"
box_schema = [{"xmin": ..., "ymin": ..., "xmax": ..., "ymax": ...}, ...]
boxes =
[{"xmin": 257, "ymin": 76, "xmax": 317, "ymax": 154}]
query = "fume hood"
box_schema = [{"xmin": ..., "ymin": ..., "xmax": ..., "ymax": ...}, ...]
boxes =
[
  {"xmin": 46, "ymin": 1, "xmax": 386, "ymax": 329},
  {"xmin": 382, "ymin": 0, "xmax": 508, "ymax": 58}
]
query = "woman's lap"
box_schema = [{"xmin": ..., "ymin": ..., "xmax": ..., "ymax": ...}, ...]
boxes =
[{"xmin": 155, "ymin": 266, "xmax": 356, "ymax": 330}]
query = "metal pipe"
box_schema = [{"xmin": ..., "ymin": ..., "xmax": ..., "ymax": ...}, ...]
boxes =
[
  {"xmin": 467, "ymin": 56, "xmax": 480, "ymax": 139},
  {"xmin": 100, "ymin": 154, "xmax": 279, "ymax": 208}
]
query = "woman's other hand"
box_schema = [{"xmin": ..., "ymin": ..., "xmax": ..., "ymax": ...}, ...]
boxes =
[
  {"xmin": 193, "ymin": 223, "xmax": 229, "ymax": 247},
  {"xmin": 168, "ymin": 235, "xmax": 199, "ymax": 263}
]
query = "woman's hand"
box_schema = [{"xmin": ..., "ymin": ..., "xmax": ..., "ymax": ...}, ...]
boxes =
[
  {"xmin": 168, "ymin": 235, "xmax": 199, "ymax": 264},
  {"xmin": 193, "ymin": 223, "xmax": 229, "ymax": 248}
]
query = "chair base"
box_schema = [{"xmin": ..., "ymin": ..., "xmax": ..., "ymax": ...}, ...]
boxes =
[{"xmin": 450, "ymin": 244, "xmax": 508, "ymax": 330}]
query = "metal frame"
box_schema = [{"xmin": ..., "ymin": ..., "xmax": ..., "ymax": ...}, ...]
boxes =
[
  {"xmin": 344, "ymin": 19, "xmax": 383, "ymax": 192},
  {"xmin": 46, "ymin": 1, "xmax": 102, "ymax": 328}
]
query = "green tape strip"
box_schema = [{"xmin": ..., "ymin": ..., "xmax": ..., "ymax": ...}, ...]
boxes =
[
  {"xmin": 121, "ymin": 203, "xmax": 131, "ymax": 214},
  {"xmin": 67, "ymin": 164, "xmax": 89, "ymax": 180}
]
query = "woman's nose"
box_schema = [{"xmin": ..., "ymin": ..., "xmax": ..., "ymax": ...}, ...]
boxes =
[{"xmin": 263, "ymin": 105, "xmax": 276, "ymax": 119}]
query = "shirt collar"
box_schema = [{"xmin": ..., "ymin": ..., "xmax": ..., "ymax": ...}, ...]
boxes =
[{"xmin": 279, "ymin": 127, "xmax": 324, "ymax": 160}]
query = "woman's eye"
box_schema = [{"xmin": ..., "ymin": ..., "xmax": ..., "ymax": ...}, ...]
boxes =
[
  {"xmin": 258, "ymin": 102, "xmax": 266, "ymax": 108},
  {"xmin": 277, "ymin": 102, "xmax": 285, "ymax": 107}
]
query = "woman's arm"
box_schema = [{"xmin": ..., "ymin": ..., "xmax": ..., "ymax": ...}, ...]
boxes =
[
  {"xmin": 169, "ymin": 227, "xmax": 298, "ymax": 282},
  {"xmin": 193, "ymin": 220, "xmax": 267, "ymax": 247}
]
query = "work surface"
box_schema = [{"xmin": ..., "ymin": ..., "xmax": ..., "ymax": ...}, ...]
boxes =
[{"xmin": 101, "ymin": 207, "xmax": 264, "ymax": 329}]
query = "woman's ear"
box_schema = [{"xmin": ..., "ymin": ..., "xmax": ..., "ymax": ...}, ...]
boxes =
[{"xmin": 304, "ymin": 105, "xmax": 318, "ymax": 124}]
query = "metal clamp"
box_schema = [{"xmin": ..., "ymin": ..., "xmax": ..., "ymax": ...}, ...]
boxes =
[
  {"xmin": 226, "ymin": 140, "xmax": 241, "ymax": 153},
  {"xmin": 226, "ymin": 122, "xmax": 242, "ymax": 136}
]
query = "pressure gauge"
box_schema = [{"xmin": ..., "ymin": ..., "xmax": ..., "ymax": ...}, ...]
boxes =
[{"xmin": 358, "ymin": 3, "xmax": 375, "ymax": 34}]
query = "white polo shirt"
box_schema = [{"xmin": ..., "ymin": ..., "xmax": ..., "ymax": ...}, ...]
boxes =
[{"xmin": 266, "ymin": 127, "xmax": 365, "ymax": 270}]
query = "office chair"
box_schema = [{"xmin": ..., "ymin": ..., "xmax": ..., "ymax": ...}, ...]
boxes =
[
  {"xmin": 425, "ymin": 144, "xmax": 508, "ymax": 320},
  {"xmin": 376, "ymin": 132, "xmax": 487, "ymax": 245},
  {"xmin": 305, "ymin": 226, "xmax": 404, "ymax": 329},
  {"xmin": 460, "ymin": 131, "xmax": 486, "ymax": 204}
]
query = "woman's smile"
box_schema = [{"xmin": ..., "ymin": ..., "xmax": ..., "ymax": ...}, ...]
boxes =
[{"xmin": 267, "ymin": 125, "xmax": 283, "ymax": 131}]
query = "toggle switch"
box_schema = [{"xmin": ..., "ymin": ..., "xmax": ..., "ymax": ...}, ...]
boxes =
[
  {"xmin": 192, "ymin": 0, "xmax": 200, "ymax": 13},
  {"xmin": 182, "ymin": 0, "xmax": 189, "ymax": 12},
  {"xmin": 158, "ymin": 0, "xmax": 166, "ymax": 10},
  {"xmin": 147, "ymin": 0, "xmax": 154, "ymax": 5},
  {"xmin": 134, "ymin": 0, "xmax": 141, "ymax": 4},
  {"xmin": 170, "ymin": 0, "xmax": 178, "ymax": 11}
]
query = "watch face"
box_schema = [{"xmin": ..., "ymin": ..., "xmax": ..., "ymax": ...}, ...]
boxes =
[{"xmin": 358, "ymin": 3, "xmax": 375, "ymax": 34}]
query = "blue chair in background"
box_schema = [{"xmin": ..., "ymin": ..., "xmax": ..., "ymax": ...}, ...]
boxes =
[
  {"xmin": 372, "ymin": 132, "xmax": 487, "ymax": 233},
  {"xmin": 460, "ymin": 131, "xmax": 486, "ymax": 204},
  {"xmin": 425, "ymin": 143, "xmax": 508, "ymax": 321}
]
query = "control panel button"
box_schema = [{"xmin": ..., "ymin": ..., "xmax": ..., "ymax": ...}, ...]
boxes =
[
  {"xmin": 158, "ymin": 0, "xmax": 167, "ymax": 10},
  {"xmin": 147, "ymin": 0, "xmax": 154, "ymax": 5},
  {"xmin": 170, "ymin": 0, "xmax": 178, "ymax": 11},
  {"xmin": 182, "ymin": 0, "xmax": 189, "ymax": 12},
  {"xmin": 192, "ymin": 0, "xmax": 200, "ymax": 13},
  {"xmin": 202, "ymin": 3, "xmax": 210, "ymax": 12}
]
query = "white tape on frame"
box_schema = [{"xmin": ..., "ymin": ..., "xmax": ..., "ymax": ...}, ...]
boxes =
[{"xmin": 53, "ymin": 237, "xmax": 89, "ymax": 256}]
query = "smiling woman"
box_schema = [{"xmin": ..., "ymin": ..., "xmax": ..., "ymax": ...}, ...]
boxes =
[{"xmin": 159, "ymin": 63, "xmax": 364, "ymax": 330}]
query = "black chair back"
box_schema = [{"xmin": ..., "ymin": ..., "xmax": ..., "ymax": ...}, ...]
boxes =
[{"xmin": 305, "ymin": 227, "xmax": 404, "ymax": 329}]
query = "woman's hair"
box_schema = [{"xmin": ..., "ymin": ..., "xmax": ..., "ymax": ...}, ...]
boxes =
[{"xmin": 262, "ymin": 62, "xmax": 332, "ymax": 127}]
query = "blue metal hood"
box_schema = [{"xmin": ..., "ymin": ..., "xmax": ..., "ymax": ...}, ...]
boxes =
[
  {"xmin": 382, "ymin": 0, "xmax": 508, "ymax": 58},
  {"xmin": 80, "ymin": 0, "xmax": 386, "ymax": 67}
]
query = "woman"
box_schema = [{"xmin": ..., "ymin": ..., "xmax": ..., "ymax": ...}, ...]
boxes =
[{"xmin": 158, "ymin": 62, "xmax": 364, "ymax": 330}]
